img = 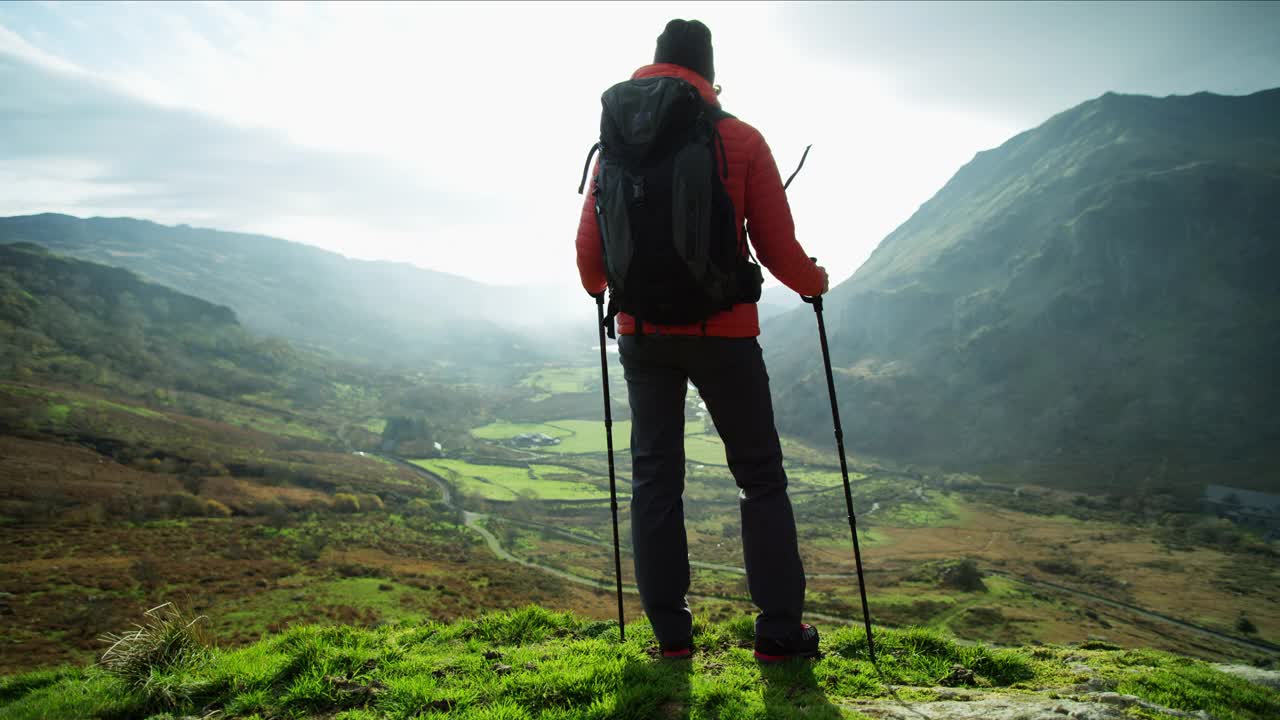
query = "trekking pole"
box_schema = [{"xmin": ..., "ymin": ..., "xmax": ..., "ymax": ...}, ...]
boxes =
[
  {"xmin": 783, "ymin": 144, "xmax": 812, "ymax": 191},
  {"xmin": 801, "ymin": 273, "xmax": 877, "ymax": 664},
  {"xmin": 593, "ymin": 292, "xmax": 627, "ymax": 641}
]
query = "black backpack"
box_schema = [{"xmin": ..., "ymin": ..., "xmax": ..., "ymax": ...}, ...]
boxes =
[{"xmin": 578, "ymin": 76, "xmax": 762, "ymax": 335}]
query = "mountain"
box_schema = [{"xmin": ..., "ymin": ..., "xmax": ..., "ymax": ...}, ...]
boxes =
[
  {"xmin": 0, "ymin": 242, "xmax": 288, "ymax": 399},
  {"xmin": 765, "ymin": 88, "xmax": 1280, "ymax": 493},
  {"xmin": 0, "ymin": 214, "xmax": 572, "ymax": 375},
  {"xmin": 757, "ymin": 283, "xmax": 807, "ymax": 321},
  {"xmin": 0, "ymin": 241, "xmax": 492, "ymax": 448}
]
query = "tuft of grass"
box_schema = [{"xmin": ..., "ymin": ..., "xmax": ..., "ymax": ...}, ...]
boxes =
[{"xmin": 97, "ymin": 603, "xmax": 210, "ymax": 692}]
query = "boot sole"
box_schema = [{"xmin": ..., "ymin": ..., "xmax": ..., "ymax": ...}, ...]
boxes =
[{"xmin": 754, "ymin": 648, "xmax": 819, "ymax": 664}]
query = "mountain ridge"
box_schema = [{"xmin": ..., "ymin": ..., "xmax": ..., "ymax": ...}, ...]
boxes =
[
  {"xmin": 765, "ymin": 87, "xmax": 1280, "ymax": 492},
  {"xmin": 0, "ymin": 213, "xmax": 573, "ymax": 375}
]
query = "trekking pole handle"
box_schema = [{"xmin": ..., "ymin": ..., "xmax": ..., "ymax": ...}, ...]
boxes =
[
  {"xmin": 800, "ymin": 256, "xmax": 823, "ymax": 308},
  {"xmin": 783, "ymin": 144, "xmax": 812, "ymax": 191}
]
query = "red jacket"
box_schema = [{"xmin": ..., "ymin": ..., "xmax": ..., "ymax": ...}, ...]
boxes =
[{"xmin": 576, "ymin": 63, "xmax": 825, "ymax": 337}]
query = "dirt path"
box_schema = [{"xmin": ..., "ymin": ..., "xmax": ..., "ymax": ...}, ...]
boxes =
[
  {"xmin": 987, "ymin": 571, "xmax": 1280, "ymax": 657},
  {"xmin": 384, "ymin": 453, "xmax": 855, "ymax": 624},
  {"xmin": 385, "ymin": 453, "xmax": 1278, "ymax": 657}
]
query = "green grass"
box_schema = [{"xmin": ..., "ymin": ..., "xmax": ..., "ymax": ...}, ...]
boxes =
[
  {"xmin": 235, "ymin": 412, "xmax": 330, "ymax": 441},
  {"xmin": 518, "ymin": 367, "xmax": 597, "ymax": 395},
  {"xmin": 4, "ymin": 607, "xmax": 1271, "ymax": 720},
  {"xmin": 787, "ymin": 468, "xmax": 868, "ymax": 488},
  {"xmin": 469, "ymin": 420, "xmax": 630, "ymax": 455},
  {"xmin": 684, "ymin": 433, "xmax": 727, "ymax": 466},
  {"xmin": 1112, "ymin": 650, "xmax": 1280, "ymax": 720},
  {"xmin": 44, "ymin": 402, "xmax": 71, "ymax": 425},
  {"xmin": 538, "ymin": 420, "xmax": 632, "ymax": 455},
  {"xmin": 470, "ymin": 423, "xmax": 575, "ymax": 442},
  {"xmin": 410, "ymin": 459, "xmax": 610, "ymax": 501}
]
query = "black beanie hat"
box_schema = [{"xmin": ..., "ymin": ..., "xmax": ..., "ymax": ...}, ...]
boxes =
[{"xmin": 654, "ymin": 19, "xmax": 714, "ymax": 84}]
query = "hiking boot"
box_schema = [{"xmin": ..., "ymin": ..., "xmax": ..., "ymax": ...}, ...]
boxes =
[
  {"xmin": 659, "ymin": 638, "xmax": 693, "ymax": 660},
  {"xmin": 754, "ymin": 623, "xmax": 820, "ymax": 664}
]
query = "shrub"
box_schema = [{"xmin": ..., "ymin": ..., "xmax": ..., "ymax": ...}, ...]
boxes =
[
  {"xmin": 939, "ymin": 559, "xmax": 987, "ymax": 592},
  {"xmin": 162, "ymin": 492, "xmax": 210, "ymax": 518},
  {"xmin": 354, "ymin": 492, "xmax": 384, "ymax": 512},
  {"xmin": 203, "ymin": 499, "xmax": 232, "ymax": 518},
  {"xmin": 61, "ymin": 503, "xmax": 108, "ymax": 525},
  {"xmin": 333, "ymin": 493, "xmax": 360, "ymax": 513}
]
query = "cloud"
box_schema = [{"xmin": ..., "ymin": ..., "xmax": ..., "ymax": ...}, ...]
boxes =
[
  {"xmin": 777, "ymin": 1, "xmax": 1280, "ymax": 127},
  {"xmin": 0, "ymin": 49, "xmax": 514, "ymax": 237},
  {"xmin": 2, "ymin": 2, "xmax": 1276, "ymax": 289}
]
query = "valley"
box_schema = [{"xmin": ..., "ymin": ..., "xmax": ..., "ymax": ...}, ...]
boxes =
[
  {"xmin": 5, "ymin": 348, "xmax": 1274, "ymax": 674},
  {"xmin": 396, "ymin": 364, "xmax": 1278, "ymax": 664}
]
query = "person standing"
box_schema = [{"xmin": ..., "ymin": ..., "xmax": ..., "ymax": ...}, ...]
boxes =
[{"xmin": 575, "ymin": 19, "xmax": 829, "ymax": 662}]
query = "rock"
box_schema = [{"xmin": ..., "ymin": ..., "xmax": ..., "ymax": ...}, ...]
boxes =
[
  {"xmin": 1085, "ymin": 692, "xmax": 1208, "ymax": 719},
  {"xmin": 324, "ymin": 674, "xmax": 386, "ymax": 698},
  {"xmin": 939, "ymin": 664, "xmax": 977, "ymax": 687},
  {"xmin": 1215, "ymin": 663, "xmax": 1280, "ymax": 690},
  {"xmin": 848, "ymin": 695, "xmax": 1119, "ymax": 719},
  {"xmin": 493, "ymin": 663, "xmax": 512, "ymax": 675},
  {"xmin": 847, "ymin": 692, "xmax": 1196, "ymax": 720},
  {"xmin": 484, "ymin": 650, "xmax": 503, "ymax": 660}
]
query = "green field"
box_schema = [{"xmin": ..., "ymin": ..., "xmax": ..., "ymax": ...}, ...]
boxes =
[
  {"xmin": 788, "ymin": 467, "xmax": 868, "ymax": 488},
  {"xmin": 539, "ymin": 420, "xmax": 632, "ymax": 454},
  {"xmin": 518, "ymin": 367, "xmax": 597, "ymax": 394},
  {"xmin": 684, "ymin": 433, "xmax": 727, "ymax": 465},
  {"xmin": 469, "ymin": 422, "xmax": 574, "ymax": 441},
  {"xmin": 410, "ymin": 459, "xmax": 609, "ymax": 501}
]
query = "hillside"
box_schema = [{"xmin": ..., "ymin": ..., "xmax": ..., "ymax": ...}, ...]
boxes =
[
  {"xmin": 0, "ymin": 606, "xmax": 1275, "ymax": 719},
  {"xmin": 0, "ymin": 245, "xmax": 564, "ymax": 672},
  {"xmin": 0, "ymin": 241, "xmax": 298, "ymax": 402},
  {"xmin": 766, "ymin": 88, "xmax": 1280, "ymax": 493},
  {"xmin": 0, "ymin": 214, "xmax": 564, "ymax": 375}
]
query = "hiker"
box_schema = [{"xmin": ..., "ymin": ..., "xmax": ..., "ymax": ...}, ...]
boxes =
[{"xmin": 575, "ymin": 19, "xmax": 830, "ymax": 662}]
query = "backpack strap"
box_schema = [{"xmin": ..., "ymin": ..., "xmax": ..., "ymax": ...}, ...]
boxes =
[
  {"xmin": 602, "ymin": 296, "xmax": 618, "ymax": 340},
  {"xmin": 712, "ymin": 125, "xmax": 729, "ymax": 180},
  {"xmin": 578, "ymin": 142, "xmax": 601, "ymax": 194},
  {"xmin": 708, "ymin": 107, "xmax": 732, "ymax": 180}
]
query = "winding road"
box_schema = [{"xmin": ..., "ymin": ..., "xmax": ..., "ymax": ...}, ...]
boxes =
[
  {"xmin": 384, "ymin": 453, "xmax": 858, "ymax": 624},
  {"xmin": 384, "ymin": 453, "xmax": 1279, "ymax": 656}
]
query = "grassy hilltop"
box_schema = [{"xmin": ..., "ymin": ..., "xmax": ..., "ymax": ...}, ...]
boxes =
[{"xmin": 1, "ymin": 606, "xmax": 1277, "ymax": 720}]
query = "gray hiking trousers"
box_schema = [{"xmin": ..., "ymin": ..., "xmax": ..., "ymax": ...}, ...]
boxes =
[{"xmin": 618, "ymin": 334, "xmax": 806, "ymax": 645}]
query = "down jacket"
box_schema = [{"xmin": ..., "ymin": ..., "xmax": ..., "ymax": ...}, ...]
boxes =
[{"xmin": 575, "ymin": 63, "xmax": 825, "ymax": 337}]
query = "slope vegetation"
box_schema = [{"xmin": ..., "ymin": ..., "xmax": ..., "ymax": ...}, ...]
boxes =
[
  {"xmin": 1, "ymin": 606, "xmax": 1275, "ymax": 720},
  {"xmin": 767, "ymin": 89, "xmax": 1280, "ymax": 492},
  {"xmin": 0, "ymin": 214, "xmax": 545, "ymax": 374}
]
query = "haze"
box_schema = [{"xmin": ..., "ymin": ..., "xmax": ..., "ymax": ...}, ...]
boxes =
[{"xmin": 1, "ymin": 1, "xmax": 1277, "ymax": 288}]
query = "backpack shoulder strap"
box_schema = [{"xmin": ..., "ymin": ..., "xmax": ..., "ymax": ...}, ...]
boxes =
[
  {"xmin": 709, "ymin": 106, "xmax": 736, "ymax": 122},
  {"xmin": 577, "ymin": 142, "xmax": 601, "ymax": 195}
]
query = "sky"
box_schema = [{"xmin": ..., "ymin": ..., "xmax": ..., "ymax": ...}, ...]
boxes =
[{"xmin": 2, "ymin": 1, "xmax": 1278, "ymax": 289}]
